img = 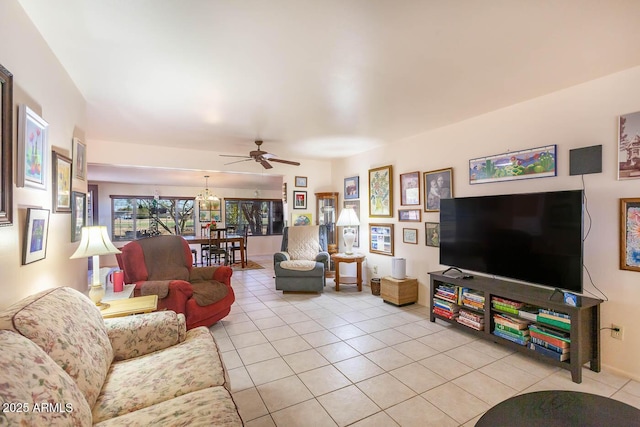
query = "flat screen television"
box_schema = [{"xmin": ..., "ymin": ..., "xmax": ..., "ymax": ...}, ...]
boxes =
[{"xmin": 440, "ymin": 190, "xmax": 584, "ymax": 293}]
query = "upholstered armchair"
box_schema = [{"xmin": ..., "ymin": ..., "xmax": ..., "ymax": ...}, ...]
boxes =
[
  {"xmin": 274, "ymin": 225, "xmax": 329, "ymax": 292},
  {"xmin": 116, "ymin": 235, "xmax": 235, "ymax": 329}
]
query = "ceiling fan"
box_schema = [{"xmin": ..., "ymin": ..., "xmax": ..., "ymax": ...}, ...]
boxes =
[{"xmin": 220, "ymin": 140, "xmax": 300, "ymax": 169}]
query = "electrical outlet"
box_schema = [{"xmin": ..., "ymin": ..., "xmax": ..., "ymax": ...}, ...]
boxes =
[
  {"xmin": 373, "ymin": 265, "xmax": 378, "ymax": 275},
  {"xmin": 611, "ymin": 324, "xmax": 623, "ymax": 340}
]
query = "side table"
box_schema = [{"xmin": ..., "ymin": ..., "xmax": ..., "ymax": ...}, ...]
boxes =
[
  {"xmin": 381, "ymin": 276, "xmax": 418, "ymax": 306},
  {"xmin": 102, "ymin": 284, "xmax": 136, "ymax": 302},
  {"xmin": 331, "ymin": 253, "xmax": 366, "ymax": 291},
  {"xmin": 100, "ymin": 295, "xmax": 158, "ymax": 319}
]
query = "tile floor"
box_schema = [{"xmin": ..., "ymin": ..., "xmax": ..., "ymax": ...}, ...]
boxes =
[{"xmin": 212, "ymin": 256, "xmax": 640, "ymax": 426}]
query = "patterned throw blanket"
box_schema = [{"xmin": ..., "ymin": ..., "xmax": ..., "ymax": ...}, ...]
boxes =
[{"xmin": 287, "ymin": 225, "xmax": 320, "ymax": 260}]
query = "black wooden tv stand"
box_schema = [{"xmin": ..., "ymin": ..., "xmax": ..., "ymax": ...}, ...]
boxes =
[{"xmin": 429, "ymin": 271, "xmax": 602, "ymax": 383}]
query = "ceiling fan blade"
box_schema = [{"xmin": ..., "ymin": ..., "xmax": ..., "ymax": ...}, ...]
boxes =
[
  {"xmin": 224, "ymin": 158, "xmax": 254, "ymax": 166},
  {"xmin": 269, "ymin": 158, "xmax": 301, "ymax": 166},
  {"xmin": 260, "ymin": 159, "xmax": 273, "ymax": 169},
  {"xmin": 220, "ymin": 154, "xmax": 251, "ymax": 158}
]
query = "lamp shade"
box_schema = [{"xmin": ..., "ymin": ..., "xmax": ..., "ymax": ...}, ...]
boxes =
[
  {"xmin": 70, "ymin": 226, "xmax": 121, "ymax": 259},
  {"xmin": 336, "ymin": 207, "xmax": 360, "ymax": 227}
]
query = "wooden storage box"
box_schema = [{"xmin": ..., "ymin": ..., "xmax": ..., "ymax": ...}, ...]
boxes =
[{"xmin": 381, "ymin": 276, "xmax": 418, "ymax": 306}]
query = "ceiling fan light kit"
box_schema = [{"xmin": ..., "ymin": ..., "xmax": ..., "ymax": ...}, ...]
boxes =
[{"xmin": 220, "ymin": 140, "xmax": 301, "ymax": 169}]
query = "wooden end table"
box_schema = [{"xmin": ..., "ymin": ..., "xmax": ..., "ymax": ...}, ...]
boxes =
[
  {"xmin": 100, "ymin": 295, "xmax": 158, "ymax": 319},
  {"xmin": 331, "ymin": 253, "xmax": 366, "ymax": 291}
]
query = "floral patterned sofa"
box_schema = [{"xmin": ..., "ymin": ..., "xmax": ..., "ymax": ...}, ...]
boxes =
[{"xmin": 0, "ymin": 287, "xmax": 242, "ymax": 426}]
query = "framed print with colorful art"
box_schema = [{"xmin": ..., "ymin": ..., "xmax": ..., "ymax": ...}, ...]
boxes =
[
  {"xmin": 22, "ymin": 208, "xmax": 50, "ymax": 265},
  {"xmin": 369, "ymin": 223, "xmax": 394, "ymax": 256},
  {"xmin": 469, "ymin": 145, "xmax": 556, "ymax": 185},
  {"xmin": 291, "ymin": 212, "xmax": 312, "ymax": 226},
  {"xmin": 0, "ymin": 63, "xmax": 13, "ymax": 227},
  {"xmin": 73, "ymin": 137, "xmax": 87, "ymax": 181},
  {"xmin": 17, "ymin": 105, "xmax": 49, "ymax": 190},
  {"xmin": 620, "ymin": 198, "xmax": 640, "ymax": 271},
  {"xmin": 293, "ymin": 191, "xmax": 307, "ymax": 209},
  {"xmin": 71, "ymin": 191, "xmax": 87, "ymax": 242},
  {"xmin": 400, "ymin": 171, "xmax": 420, "ymax": 206},
  {"xmin": 52, "ymin": 151, "xmax": 72, "ymax": 213},
  {"xmin": 369, "ymin": 165, "xmax": 393, "ymax": 217},
  {"xmin": 344, "ymin": 176, "xmax": 359, "ymax": 199}
]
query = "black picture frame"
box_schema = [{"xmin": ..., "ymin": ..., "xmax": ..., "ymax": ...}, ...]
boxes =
[
  {"xmin": 71, "ymin": 191, "xmax": 87, "ymax": 242},
  {"xmin": 293, "ymin": 190, "xmax": 307, "ymax": 209},
  {"xmin": 0, "ymin": 64, "xmax": 13, "ymax": 226},
  {"xmin": 22, "ymin": 208, "xmax": 50, "ymax": 265}
]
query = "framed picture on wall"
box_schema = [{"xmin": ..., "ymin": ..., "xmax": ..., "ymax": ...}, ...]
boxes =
[
  {"xmin": 344, "ymin": 176, "xmax": 359, "ymax": 199},
  {"xmin": 293, "ymin": 191, "xmax": 307, "ymax": 209},
  {"xmin": 295, "ymin": 176, "xmax": 307, "ymax": 187},
  {"xmin": 369, "ymin": 165, "xmax": 393, "ymax": 217},
  {"xmin": 0, "ymin": 63, "xmax": 13, "ymax": 227},
  {"xmin": 400, "ymin": 171, "xmax": 420, "ymax": 206},
  {"xmin": 424, "ymin": 168, "xmax": 453, "ymax": 212},
  {"xmin": 369, "ymin": 223, "xmax": 394, "ymax": 256},
  {"xmin": 73, "ymin": 137, "xmax": 87, "ymax": 181},
  {"xmin": 71, "ymin": 191, "xmax": 87, "ymax": 242},
  {"xmin": 426, "ymin": 222, "xmax": 440, "ymax": 247},
  {"xmin": 620, "ymin": 198, "xmax": 640, "ymax": 271},
  {"xmin": 619, "ymin": 111, "xmax": 640, "ymax": 180},
  {"xmin": 22, "ymin": 208, "xmax": 50, "ymax": 265},
  {"xmin": 403, "ymin": 228, "xmax": 418, "ymax": 245},
  {"xmin": 398, "ymin": 209, "xmax": 421, "ymax": 222},
  {"xmin": 52, "ymin": 151, "xmax": 72, "ymax": 213},
  {"xmin": 17, "ymin": 104, "xmax": 49, "ymax": 190}
]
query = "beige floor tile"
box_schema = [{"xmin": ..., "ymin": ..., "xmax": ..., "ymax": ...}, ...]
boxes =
[
  {"xmin": 280, "ymin": 312, "xmax": 313, "ymax": 324},
  {"xmin": 271, "ymin": 336, "xmax": 313, "ymax": 356},
  {"xmin": 345, "ymin": 335, "xmax": 387, "ymax": 354},
  {"xmin": 364, "ymin": 347, "xmax": 413, "ymax": 371},
  {"xmin": 390, "ymin": 362, "xmax": 447, "ymax": 394},
  {"xmin": 261, "ymin": 325, "xmax": 298, "ymax": 342},
  {"xmin": 302, "ymin": 330, "xmax": 341, "ymax": 347},
  {"xmin": 452, "ymin": 371, "xmax": 517, "ymax": 406},
  {"xmin": 339, "ymin": 310, "xmax": 371, "ymax": 323},
  {"xmin": 233, "ymin": 387, "xmax": 268, "ymax": 422},
  {"xmin": 289, "ymin": 320, "xmax": 325, "ymax": 335},
  {"xmin": 422, "ymin": 382, "xmax": 490, "ymax": 424},
  {"xmin": 247, "ymin": 309, "xmax": 277, "ymax": 321},
  {"xmin": 352, "ymin": 319, "xmax": 389, "ymax": 334},
  {"xmin": 230, "ymin": 330, "xmax": 268, "ymax": 349},
  {"xmin": 238, "ymin": 343, "xmax": 280, "ymax": 366},
  {"xmin": 385, "ymin": 395, "xmax": 457, "ymax": 427},
  {"xmin": 329, "ymin": 324, "xmax": 367, "ymax": 340},
  {"xmin": 271, "ymin": 398, "xmax": 338, "ymax": 427},
  {"xmin": 316, "ymin": 341, "xmax": 361, "ymax": 363},
  {"xmin": 314, "ymin": 315, "xmax": 350, "ymax": 329},
  {"xmin": 444, "ymin": 346, "xmax": 497, "ymax": 369},
  {"xmin": 611, "ymin": 389, "xmax": 640, "ymax": 410},
  {"xmin": 419, "ymin": 353, "xmax": 474, "ymax": 381},
  {"xmin": 334, "ymin": 355, "xmax": 385, "ymax": 383},
  {"xmin": 356, "ymin": 373, "xmax": 417, "ymax": 409},
  {"xmin": 253, "ymin": 316, "xmax": 286, "ymax": 330},
  {"xmin": 221, "ymin": 349, "xmax": 244, "ymax": 370},
  {"xmin": 393, "ymin": 339, "xmax": 439, "ymax": 361},
  {"xmin": 298, "ymin": 365, "xmax": 352, "ymax": 396},
  {"xmin": 228, "ymin": 366, "xmax": 255, "ymax": 392},
  {"xmin": 244, "ymin": 414, "xmax": 276, "ymax": 427},
  {"xmin": 479, "ymin": 359, "xmax": 543, "ymax": 391},
  {"xmin": 500, "ymin": 352, "xmax": 561, "ymax": 378},
  {"xmin": 348, "ymin": 411, "xmax": 399, "ymax": 427},
  {"xmin": 317, "ymin": 385, "xmax": 380, "ymax": 427},
  {"xmin": 257, "ymin": 376, "xmax": 314, "ymax": 412},
  {"xmin": 283, "ymin": 349, "xmax": 330, "ymax": 373},
  {"xmin": 392, "ymin": 323, "xmax": 434, "ymax": 339},
  {"xmin": 245, "ymin": 358, "xmax": 295, "ymax": 386},
  {"xmin": 370, "ymin": 329, "xmax": 412, "ymax": 346}
]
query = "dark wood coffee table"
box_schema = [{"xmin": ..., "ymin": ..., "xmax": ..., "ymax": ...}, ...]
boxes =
[{"xmin": 476, "ymin": 390, "xmax": 640, "ymax": 427}]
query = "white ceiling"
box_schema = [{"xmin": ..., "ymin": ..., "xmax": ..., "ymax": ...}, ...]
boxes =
[{"xmin": 17, "ymin": 0, "xmax": 640, "ymax": 187}]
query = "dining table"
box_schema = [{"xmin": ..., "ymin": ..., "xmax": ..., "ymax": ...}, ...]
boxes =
[{"xmin": 183, "ymin": 230, "xmax": 246, "ymax": 268}]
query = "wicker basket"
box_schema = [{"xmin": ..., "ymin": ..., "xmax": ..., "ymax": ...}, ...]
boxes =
[{"xmin": 370, "ymin": 278, "xmax": 381, "ymax": 296}]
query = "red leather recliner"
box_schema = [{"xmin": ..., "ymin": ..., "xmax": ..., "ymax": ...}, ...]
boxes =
[{"xmin": 116, "ymin": 235, "xmax": 235, "ymax": 329}]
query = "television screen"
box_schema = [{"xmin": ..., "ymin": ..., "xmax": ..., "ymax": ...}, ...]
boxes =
[{"xmin": 440, "ymin": 190, "xmax": 583, "ymax": 293}]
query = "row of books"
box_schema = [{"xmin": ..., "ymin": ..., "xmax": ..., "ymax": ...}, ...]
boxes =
[
  {"xmin": 457, "ymin": 308, "xmax": 484, "ymax": 331},
  {"xmin": 536, "ymin": 308, "xmax": 571, "ymax": 332},
  {"xmin": 434, "ymin": 283, "xmax": 458, "ymax": 304},
  {"xmin": 433, "ymin": 297, "xmax": 459, "ymax": 319},
  {"xmin": 492, "ymin": 313, "xmax": 530, "ymax": 345},
  {"xmin": 460, "ymin": 289, "xmax": 484, "ymax": 311},
  {"xmin": 529, "ymin": 324, "xmax": 570, "ymax": 361}
]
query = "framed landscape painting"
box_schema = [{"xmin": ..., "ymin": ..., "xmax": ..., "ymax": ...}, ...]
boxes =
[
  {"xmin": 469, "ymin": 145, "xmax": 556, "ymax": 185},
  {"xmin": 369, "ymin": 165, "xmax": 393, "ymax": 218}
]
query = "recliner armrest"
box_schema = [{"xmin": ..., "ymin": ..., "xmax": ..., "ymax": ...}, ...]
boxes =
[
  {"xmin": 316, "ymin": 251, "xmax": 330, "ymax": 268},
  {"xmin": 274, "ymin": 251, "xmax": 290, "ymax": 264},
  {"xmin": 105, "ymin": 311, "xmax": 187, "ymax": 361}
]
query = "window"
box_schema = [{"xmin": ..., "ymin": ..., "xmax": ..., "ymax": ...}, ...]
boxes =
[
  {"xmin": 111, "ymin": 196, "xmax": 195, "ymax": 241},
  {"xmin": 225, "ymin": 198, "xmax": 283, "ymax": 235}
]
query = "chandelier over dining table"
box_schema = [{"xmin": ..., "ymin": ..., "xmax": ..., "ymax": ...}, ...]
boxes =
[{"xmin": 195, "ymin": 175, "xmax": 219, "ymax": 201}]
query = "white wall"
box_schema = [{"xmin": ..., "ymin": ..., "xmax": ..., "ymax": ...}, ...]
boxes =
[
  {"xmin": 0, "ymin": 0, "xmax": 87, "ymax": 309},
  {"xmin": 333, "ymin": 66, "xmax": 640, "ymax": 381}
]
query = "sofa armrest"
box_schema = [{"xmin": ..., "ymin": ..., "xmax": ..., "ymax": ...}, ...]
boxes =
[
  {"xmin": 105, "ymin": 311, "xmax": 187, "ymax": 361},
  {"xmin": 316, "ymin": 251, "xmax": 330, "ymax": 269},
  {"xmin": 274, "ymin": 251, "xmax": 290, "ymax": 265}
]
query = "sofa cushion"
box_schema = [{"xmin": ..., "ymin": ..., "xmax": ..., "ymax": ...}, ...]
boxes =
[
  {"xmin": 0, "ymin": 330, "xmax": 93, "ymax": 426},
  {"xmin": 0, "ymin": 287, "xmax": 113, "ymax": 409},
  {"xmin": 92, "ymin": 327, "xmax": 227, "ymax": 423},
  {"xmin": 93, "ymin": 386, "xmax": 242, "ymax": 427},
  {"xmin": 137, "ymin": 235, "xmax": 190, "ymax": 281}
]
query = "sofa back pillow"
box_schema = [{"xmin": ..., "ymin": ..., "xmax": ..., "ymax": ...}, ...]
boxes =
[
  {"xmin": 0, "ymin": 330, "xmax": 93, "ymax": 426},
  {"xmin": 0, "ymin": 287, "xmax": 113, "ymax": 409}
]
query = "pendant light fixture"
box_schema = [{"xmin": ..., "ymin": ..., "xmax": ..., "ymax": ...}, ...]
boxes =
[{"xmin": 195, "ymin": 175, "xmax": 219, "ymax": 201}]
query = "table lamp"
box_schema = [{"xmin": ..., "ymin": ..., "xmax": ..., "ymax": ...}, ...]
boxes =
[
  {"xmin": 70, "ymin": 226, "xmax": 121, "ymax": 309},
  {"xmin": 336, "ymin": 207, "xmax": 360, "ymax": 255}
]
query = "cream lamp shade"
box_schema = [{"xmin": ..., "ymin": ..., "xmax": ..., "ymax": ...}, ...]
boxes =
[
  {"xmin": 70, "ymin": 226, "xmax": 121, "ymax": 307},
  {"xmin": 336, "ymin": 207, "xmax": 360, "ymax": 255}
]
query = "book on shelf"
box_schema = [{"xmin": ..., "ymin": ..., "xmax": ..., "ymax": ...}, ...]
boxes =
[
  {"xmin": 538, "ymin": 312, "xmax": 571, "ymax": 324},
  {"xmin": 533, "ymin": 324, "xmax": 570, "ymax": 338},
  {"xmin": 492, "ymin": 301, "xmax": 520, "ymax": 315},
  {"xmin": 530, "ymin": 336, "xmax": 570, "ymax": 354},
  {"xmin": 518, "ymin": 307, "xmax": 539, "ymax": 322},
  {"xmin": 495, "ymin": 323, "xmax": 529, "ymax": 336},
  {"xmin": 494, "ymin": 313, "xmax": 530, "ymax": 330},
  {"xmin": 459, "ymin": 309, "xmax": 484, "ymax": 323},
  {"xmin": 529, "ymin": 342, "xmax": 570, "ymax": 361},
  {"xmin": 529, "ymin": 326, "xmax": 570, "ymax": 348},
  {"xmin": 536, "ymin": 315, "xmax": 571, "ymax": 331},
  {"xmin": 435, "ymin": 290, "xmax": 458, "ymax": 303},
  {"xmin": 493, "ymin": 329, "xmax": 528, "ymax": 346},
  {"xmin": 491, "ymin": 296, "xmax": 525, "ymax": 309},
  {"xmin": 433, "ymin": 298, "xmax": 459, "ymax": 312},
  {"xmin": 457, "ymin": 316, "xmax": 484, "ymax": 331},
  {"xmin": 433, "ymin": 307, "xmax": 458, "ymax": 319},
  {"xmin": 539, "ymin": 308, "xmax": 570, "ymax": 320}
]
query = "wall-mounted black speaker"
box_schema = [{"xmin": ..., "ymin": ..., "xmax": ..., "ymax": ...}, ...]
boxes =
[{"xmin": 570, "ymin": 145, "xmax": 602, "ymax": 176}]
